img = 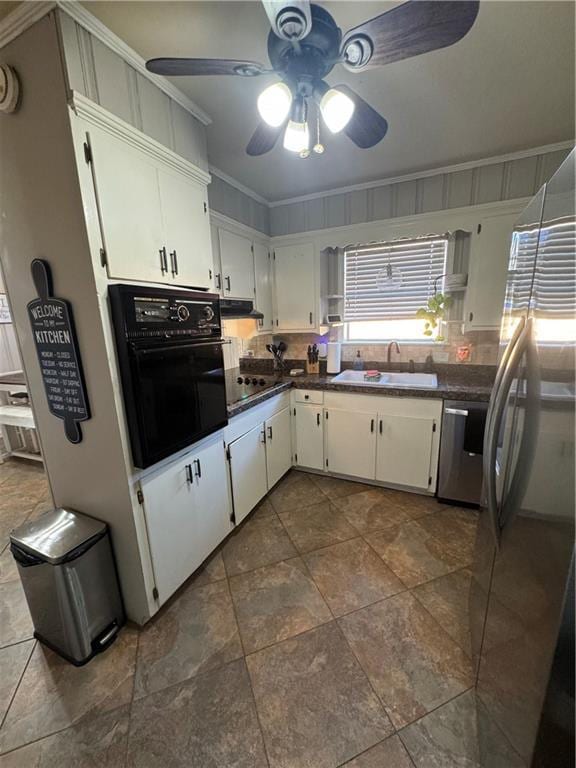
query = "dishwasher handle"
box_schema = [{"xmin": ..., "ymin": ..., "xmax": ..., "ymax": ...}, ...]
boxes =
[{"xmin": 445, "ymin": 408, "xmax": 469, "ymax": 417}]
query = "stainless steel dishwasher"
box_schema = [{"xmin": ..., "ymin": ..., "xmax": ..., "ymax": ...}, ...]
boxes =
[{"xmin": 438, "ymin": 400, "xmax": 488, "ymax": 506}]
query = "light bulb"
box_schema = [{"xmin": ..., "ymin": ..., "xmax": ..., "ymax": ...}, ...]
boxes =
[
  {"xmin": 283, "ymin": 120, "xmax": 309, "ymax": 153},
  {"xmin": 320, "ymin": 88, "xmax": 355, "ymax": 133},
  {"xmin": 257, "ymin": 82, "xmax": 292, "ymax": 127}
]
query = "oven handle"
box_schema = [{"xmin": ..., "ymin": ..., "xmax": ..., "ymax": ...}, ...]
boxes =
[{"xmin": 130, "ymin": 339, "xmax": 231, "ymax": 355}]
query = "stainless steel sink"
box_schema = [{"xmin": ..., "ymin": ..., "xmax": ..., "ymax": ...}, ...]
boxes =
[{"xmin": 330, "ymin": 369, "xmax": 438, "ymax": 389}]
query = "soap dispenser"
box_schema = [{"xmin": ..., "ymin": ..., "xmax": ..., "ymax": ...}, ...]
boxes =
[{"xmin": 352, "ymin": 350, "xmax": 364, "ymax": 371}]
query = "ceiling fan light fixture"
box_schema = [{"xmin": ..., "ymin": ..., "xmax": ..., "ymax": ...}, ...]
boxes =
[
  {"xmin": 257, "ymin": 82, "xmax": 292, "ymax": 127},
  {"xmin": 283, "ymin": 119, "xmax": 309, "ymax": 153},
  {"xmin": 320, "ymin": 87, "xmax": 355, "ymax": 133}
]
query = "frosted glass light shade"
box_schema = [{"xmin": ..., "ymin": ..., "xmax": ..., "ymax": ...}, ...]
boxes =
[
  {"xmin": 257, "ymin": 82, "xmax": 292, "ymax": 127},
  {"xmin": 320, "ymin": 88, "xmax": 355, "ymax": 133},
  {"xmin": 283, "ymin": 120, "xmax": 309, "ymax": 152}
]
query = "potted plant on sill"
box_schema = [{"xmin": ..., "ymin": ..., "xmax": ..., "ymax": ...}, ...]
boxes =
[{"xmin": 416, "ymin": 292, "xmax": 453, "ymax": 342}]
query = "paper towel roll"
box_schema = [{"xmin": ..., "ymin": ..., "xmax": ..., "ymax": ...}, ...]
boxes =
[{"xmin": 327, "ymin": 342, "xmax": 341, "ymax": 374}]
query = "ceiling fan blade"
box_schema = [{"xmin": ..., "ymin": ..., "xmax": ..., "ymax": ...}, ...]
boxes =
[
  {"xmin": 246, "ymin": 120, "xmax": 284, "ymax": 156},
  {"xmin": 145, "ymin": 58, "xmax": 266, "ymax": 77},
  {"xmin": 341, "ymin": 1, "xmax": 479, "ymax": 70},
  {"xmin": 334, "ymin": 85, "xmax": 388, "ymax": 149},
  {"xmin": 261, "ymin": 0, "xmax": 312, "ymax": 40}
]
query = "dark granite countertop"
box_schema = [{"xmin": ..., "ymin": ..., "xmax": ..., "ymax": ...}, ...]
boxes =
[{"xmin": 226, "ymin": 361, "xmax": 495, "ymax": 417}]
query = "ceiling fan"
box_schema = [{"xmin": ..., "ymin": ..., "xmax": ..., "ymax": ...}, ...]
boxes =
[{"xmin": 146, "ymin": 0, "xmax": 479, "ymax": 158}]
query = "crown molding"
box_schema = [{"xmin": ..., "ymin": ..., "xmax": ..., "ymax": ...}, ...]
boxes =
[
  {"xmin": 268, "ymin": 141, "xmax": 574, "ymax": 207},
  {"xmin": 0, "ymin": 0, "xmax": 211, "ymax": 126},
  {"xmin": 209, "ymin": 165, "xmax": 268, "ymax": 207},
  {"xmin": 56, "ymin": 1, "xmax": 211, "ymax": 125},
  {"xmin": 210, "ymin": 209, "xmax": 270, "ymax": 242},
  {"xmin": 0, "ymin": 1, "xmax": 54, "ymax": 49},
  {"xmin": 70, "ymin": 91, "xmax": 211, "ymax": 185}
]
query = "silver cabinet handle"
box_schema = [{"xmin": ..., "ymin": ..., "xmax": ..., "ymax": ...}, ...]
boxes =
[
  {"xmin": 267, "ymin": 426, "xmax": 273, "ymax": 440},
  {"xmin": 483, "ymin": 318, "xmax": 531, "ymax": 545},
  {"xmin": 225, "ymin": 276, "xmax": 231, "ymax": 292},
  {"xmin": 215, "ymin": 273, "xmax": 222, "ymax": 290},
  {"xmin": 159, "ymin": 247, "xmax": 168, "ymax": 274},
  {"xmin": 170, "ymin": 250, "xmax": 178, "ymax": 277},
  {"xmin": 309, "ymin": 311, "xmax": 313, "ymax": 325},
  {"xmin": 445, "ymin": 408, "xmax": 469, "ymax": 416},
  {"xmin": 185, "ymin": 464, "xmax": 193, "ymax": 484},
  {"xmin": 193, "ymin": 458, "xmax": 201, "ymax": 479},
  {"xmin": 260, "ymin": 429, "xmax": 266, "ymax": 444}
]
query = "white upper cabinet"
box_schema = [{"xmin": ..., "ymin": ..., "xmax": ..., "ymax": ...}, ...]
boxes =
[
  {"xmin": 158, "ymin": 168, "xmax": 212, "ymax": 289},
  {"xmin": 218, "ymin": 229, "xmax": 255, "ymax": 300},
  {"xmin": 253, "ymin": 241, "xmax": 273, "ymax": 331},
  {"xmin": 88, "ymin": 125, "xmax": 165, "ymax": 283},
  {"xmin": 464, "ymin": 212, "xmax": 518, "ymax": 331},
  {"xmin": 274, "ymin": 243, "xmax": 316, "ymax": 331},
  {"xmin": 86, "ymin": 123, "xmax": 211, "ymax": 287}
]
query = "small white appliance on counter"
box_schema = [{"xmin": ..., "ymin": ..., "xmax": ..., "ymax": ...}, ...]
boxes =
[{"xmin": 326, "ymin": 342, "xmax": 341, "ymax": 374}]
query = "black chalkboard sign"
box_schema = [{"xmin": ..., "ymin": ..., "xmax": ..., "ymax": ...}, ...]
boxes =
[{"xmin": 27, "ymin": 259, "xmax": 90, "ymax": 444}]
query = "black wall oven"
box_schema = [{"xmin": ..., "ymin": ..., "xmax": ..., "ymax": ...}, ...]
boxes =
[{"xmin": 109, "ymin": 285, "xmax": 228, "ymax": 468}]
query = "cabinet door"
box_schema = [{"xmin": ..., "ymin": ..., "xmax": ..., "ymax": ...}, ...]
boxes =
[
  {"xmin": 253, "ymin": 242, "xmax": 273, "ymax": 331},
  {"xmin": 218, "ymin": 229, "xmax": 255, "ymax": 299},
  {"xmin": 210, "ymin": 223, "xmax": 224, "ymax": 294},
  {"xmin": 158, "ymin": 169, "xmax": 212, "ymax": 289},
  {"xmin": 376, "ymin": 414, "xmax": 435, "ymax": 490},
  {"xmin": 274, "ymin": 243, "xmax": 316, "ymax": 330},
  {"xmin": 228, "ymin": 423, "xmax": 268, "ymax": 524},
  {"xmin": 325, "ymin": 409, "xmax": 377, "ymax": 480},
  {"xmin": 294, "ymin": 404, "xmax": 324, "ymax": 470},
  {"xmin": 465, "ymin": 212, "xmax": 518, "ymax": 330},
  {"xmin": 265, "ymin": 407, "xmax": 292, "ymax": 488},
  {"xmin": 140, "ymin": 457, "xmax": 203, "ymax": 604},
  {"xmin": 88, "ymin": 126, "xmax": 166, "ymax": 283},
  {"xmin": 189, "ymin": 439, "xmax": 232, "ymax": 556}
]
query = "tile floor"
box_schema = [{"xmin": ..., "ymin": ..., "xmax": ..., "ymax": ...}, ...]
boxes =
[{"xmin": 0, "ymin": 459, "xmax": 519, "ymax": 768}]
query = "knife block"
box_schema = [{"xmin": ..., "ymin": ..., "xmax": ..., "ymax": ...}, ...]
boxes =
[{"xmin": 306, "ymin": 361, "xmax": 319, "ymax": 375}]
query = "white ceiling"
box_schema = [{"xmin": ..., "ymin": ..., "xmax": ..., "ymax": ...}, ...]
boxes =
[{"xmin": 83, "ymin": 1, "xmax": 575, "ymax": 202}]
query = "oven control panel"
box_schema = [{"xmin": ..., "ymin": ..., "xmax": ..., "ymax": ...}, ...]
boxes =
[{"xmin": 110, "ymin": 285, "xmax": 222, "ymax": 339}]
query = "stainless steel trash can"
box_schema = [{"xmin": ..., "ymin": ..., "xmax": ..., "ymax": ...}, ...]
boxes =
[{"xmin": 10, "ymin": 508, "xmax": 125, "ymax": 666}]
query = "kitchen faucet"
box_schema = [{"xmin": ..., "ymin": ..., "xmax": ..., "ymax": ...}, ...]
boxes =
[{"xmin": 387, "ymin": 340, "xmax": 400, "ymax": 363}]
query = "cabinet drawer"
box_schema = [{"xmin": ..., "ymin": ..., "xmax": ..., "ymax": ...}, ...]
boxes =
[{"xmin": 293, "ymin": 389, "xmax": 324, "ymax": 405}]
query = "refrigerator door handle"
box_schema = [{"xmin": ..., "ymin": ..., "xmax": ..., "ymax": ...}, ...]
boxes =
[
  {"xmin": 483, "ymin": 318, "xmax": 532, "ymax": 545},
  {"xmin": 487, "ymin": 316, "xmax": 526, "ymax": 435}
]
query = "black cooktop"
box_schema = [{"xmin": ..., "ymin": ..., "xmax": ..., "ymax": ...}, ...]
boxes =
[{"xmin": 225, "ymin": 368, "xmax": 283, "ymax": 407}]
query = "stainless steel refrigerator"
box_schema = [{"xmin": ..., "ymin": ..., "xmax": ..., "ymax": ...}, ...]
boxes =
[{"xmin": 471, "ymin": 149, "xmax": 575, "ymax": 767}]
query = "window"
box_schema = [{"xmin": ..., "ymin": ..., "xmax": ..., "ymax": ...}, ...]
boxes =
[
  {"xmin": 344, "ymin": 235, "xmax": 449, "ymax": 342},
  {"xmin": 506, "ymin": 216, "xmax": 576, "ymax": 343}
]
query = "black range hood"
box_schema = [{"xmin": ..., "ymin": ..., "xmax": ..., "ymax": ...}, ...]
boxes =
[{"xmin": 220, "ymin": 299, "xmax": 264, "ymax": 320}]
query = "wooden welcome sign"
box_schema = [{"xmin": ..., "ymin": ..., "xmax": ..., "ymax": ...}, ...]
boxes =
[{"xmin": 27, "ymin": 259, "xmax": 91, "ymax": 444}]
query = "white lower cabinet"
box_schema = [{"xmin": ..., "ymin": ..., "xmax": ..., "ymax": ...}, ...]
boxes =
[
  {"xmin": 294, "ymin": 404, "xmax": 324, "ymax": 471},
  {"xmin": 376, "ymin": 413, "xmax": 436, "ymax": 490},
  {"xmin": 265, "ymin": 408, "xmax": 292, "ymax": 487},
  {"xmin": 140, "ymin": 437, "xmax": 232, "ymax": 605},
  {"xmin": 228, "ymin": 423, "xmax": 268, "ymax": 524},
  {"xmin": 325, "ymin": 408, "xmax": 378, "ymax": 480}
]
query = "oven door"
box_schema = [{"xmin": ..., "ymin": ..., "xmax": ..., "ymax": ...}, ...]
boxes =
[{"xmin": 128, "ymin": 338, "xmax": 228, "ymax": 468}]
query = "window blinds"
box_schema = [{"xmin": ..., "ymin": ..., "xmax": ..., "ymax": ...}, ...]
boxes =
[
  {"xmin": 344, "ymin": 236, "xmax": 448, "ymax": 321},
  {"xmin": 532, "ymin": 217, "xmax": 576, "ymax": 319},
  {"xmin": 507, "ymin": 217, "xmax": 576, "ymax": 318}
]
